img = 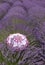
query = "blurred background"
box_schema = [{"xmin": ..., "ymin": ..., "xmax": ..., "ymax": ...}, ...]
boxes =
[{"xmin": 0, "ymin": 0, "xmax": 45, "ymax": 65}]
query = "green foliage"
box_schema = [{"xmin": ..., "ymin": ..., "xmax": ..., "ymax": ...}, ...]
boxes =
[
  {"xmin": 12, "ymin": 18, "xmax": 22, "ymax": 23},
  {"xmin": 0, "ymin": 51, "xmax": 4, "ymax": 63},
  {"xmin": 0, "ymin": 28, "xmax": 10, "ymax": 42}
]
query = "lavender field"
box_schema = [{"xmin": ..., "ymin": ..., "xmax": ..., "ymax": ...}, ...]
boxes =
[{"xmin": 0, "ymin": 0, "xmax": 45, "ymax": 65}]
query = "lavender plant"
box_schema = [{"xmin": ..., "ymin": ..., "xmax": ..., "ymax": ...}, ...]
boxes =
[{"xmin": 0, "ymin": 0, "xmax": 45, "ymax": 65}]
